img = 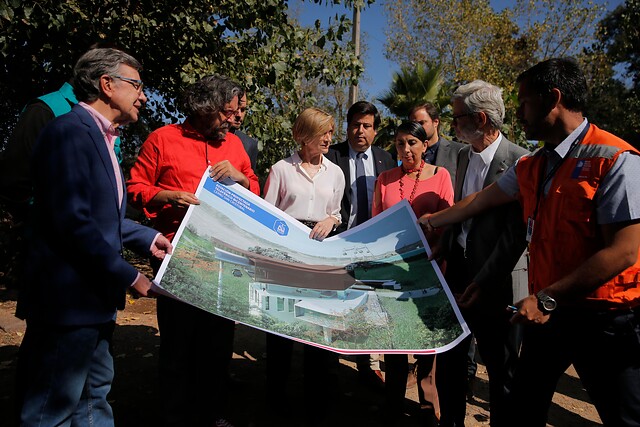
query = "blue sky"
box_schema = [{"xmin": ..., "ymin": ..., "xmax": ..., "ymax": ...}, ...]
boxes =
[{"xmin": 293, "ymin": 0, "xmax": 624, "ymax": 103}]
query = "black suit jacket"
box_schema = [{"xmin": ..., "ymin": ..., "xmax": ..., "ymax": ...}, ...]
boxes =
[
  {"xmin": 233, "ymin": 129, "xmax": 259, "ymax": 172},
  {"xmin": 443, "ymin": 137, "xmax": 529, "ymax": 300},
  {"xmin": 325, "ymin": 142, "xmax": 396, "ymax": 233}
]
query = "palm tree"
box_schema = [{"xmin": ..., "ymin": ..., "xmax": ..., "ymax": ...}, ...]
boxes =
[
  {"xmin": 375, "ymin": 63, "xmax": 449, "ymax": 152},
  {"xmin": 378, "ymin": 63, "xmax": 447, "ymax": 118}
]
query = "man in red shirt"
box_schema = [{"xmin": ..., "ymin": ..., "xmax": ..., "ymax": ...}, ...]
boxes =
[{"xmin": 127, "ymin": 75, "xmax": 259, "ymax": 427}]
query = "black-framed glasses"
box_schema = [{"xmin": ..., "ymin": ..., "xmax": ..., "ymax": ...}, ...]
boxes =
[
  {"xmin": 112, "ymin": 75, "xmax": 144, "ymax": 93},
  {"xmin": 451, "ymin": 111, "xmax": 476, "ymax": 122}
]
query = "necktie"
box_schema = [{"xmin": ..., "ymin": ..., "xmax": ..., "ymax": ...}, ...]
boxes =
[{"xmin": 355, "ymin": 152, "xmax": 369, "ymax": 225}]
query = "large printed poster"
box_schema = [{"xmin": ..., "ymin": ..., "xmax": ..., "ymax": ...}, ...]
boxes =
[{"xmin": 154, "ymin": 173, "xmax": 470, "ymax": 354}]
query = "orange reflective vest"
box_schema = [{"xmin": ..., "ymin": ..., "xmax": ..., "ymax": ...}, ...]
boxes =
[{"xmin": 516, "ymin": 124, "xmax": 640, "ymax": 309}]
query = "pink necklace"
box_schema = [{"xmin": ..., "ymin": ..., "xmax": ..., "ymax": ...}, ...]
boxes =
[{"xmin": 399, "ymin": 160, "xmax": 425, "ymax": 204}]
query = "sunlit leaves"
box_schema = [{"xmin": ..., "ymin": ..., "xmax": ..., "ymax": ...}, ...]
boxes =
[
  {"xmin": 0, "ymin": 0, "xmax": 365, "ymax": 180},
  {"xmin": 383, "ymin": 0, "xmax": 605, "ymax": 145}
]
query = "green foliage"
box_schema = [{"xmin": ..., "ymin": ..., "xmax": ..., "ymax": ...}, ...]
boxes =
[
  {"xmin": 382, "ymin": 0, "xmax": 605, "ymax": 146},
  {"xmin": 582, "ymin": 0, "xmax": 640, "ymax": 148},
  {"xmin": 376, "ymin": 63, "xmax": 452, "ymax": 151},
  {"xmin": 597, "ymin": 0, "xmax": 640, "ymax": 89},
  {"xmin": 378, "ymin": 64, "xmax": 446, "ymax": 118},
  {"xmin": 385, "ymin": 0, "xmax": 603, "ymax": 86},
  {"xmin": 0, "ymin": 0, "xmax": 365, "ymax": 181}
]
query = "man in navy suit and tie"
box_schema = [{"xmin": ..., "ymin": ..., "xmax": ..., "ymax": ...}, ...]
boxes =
[
  {"xmin": 16, "ymin": 48, "xmax": 172, "ymax": 427},
  {"xmin": 326, "ymin": 101, "xmax": 396, "ymax": 233},
  {"xmin": 325, "ymin": 101, "xmax": 396, "ymax": 388}
]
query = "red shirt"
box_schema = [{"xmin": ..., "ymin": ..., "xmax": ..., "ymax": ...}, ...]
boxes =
[{"xmin": 127, "ymin": 121, "xmax": 260, "ymax": 240}]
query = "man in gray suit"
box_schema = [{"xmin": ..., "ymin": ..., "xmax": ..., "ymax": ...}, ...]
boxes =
[
  {"xmin": 409, "ymin": 101, "xmax": 467, "ymax": 407},
  {"xmin": 434, "ymin": 80, "xmax": 529, "ymax": 427},
  {"xmin": 409, "ymin": 102, "xmax": 464, "ymax": 186}
]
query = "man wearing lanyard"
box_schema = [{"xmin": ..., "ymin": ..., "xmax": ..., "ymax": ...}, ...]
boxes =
[{"xmin": 420, "ymin": 58, "xmax": 640, "ymax": 426}]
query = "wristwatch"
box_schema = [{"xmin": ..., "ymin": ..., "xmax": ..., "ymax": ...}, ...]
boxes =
[{"xmin": 536, "ymin": 291, "xmax": 557, "ymax": 314}]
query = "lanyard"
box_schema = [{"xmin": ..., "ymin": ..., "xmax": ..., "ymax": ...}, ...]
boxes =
[{"xmin": 531, "ymin": 123, "xmax": 590, "ymax": 221}]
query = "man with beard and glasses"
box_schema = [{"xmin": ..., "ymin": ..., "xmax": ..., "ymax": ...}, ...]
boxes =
[
  {"xmin": 127, "ymin": 75, "xmax": 259, "ymax": 427},
  {"xmin": 421, "ymin": 58, "xmax": 640, "ymax": 427},
  {"xmin": 431, "ymin": 80, "xmax": 529, "ymax": 427}
]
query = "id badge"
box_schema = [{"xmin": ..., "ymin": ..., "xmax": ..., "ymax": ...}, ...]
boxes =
[{"xmin": 526, "ymin": 217, "xmax": 535, "ymax": 242}]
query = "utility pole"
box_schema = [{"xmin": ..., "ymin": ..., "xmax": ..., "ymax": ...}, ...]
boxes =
[{"xmin": 348, "ymin": 4, "xmax": 361, "ymax": 107}]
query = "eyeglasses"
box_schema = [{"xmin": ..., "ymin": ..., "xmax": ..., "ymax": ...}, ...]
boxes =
[
  {"xmin": 220, "ymin": 108, "xmax": 239, "ymax": 119},
  {"xmin": 451, "ymin": 112, "xmax": 476, "ymax": 122},
  {"xmin": 111, "ymin": 75, "xmax": 144, "ymax": 93}
]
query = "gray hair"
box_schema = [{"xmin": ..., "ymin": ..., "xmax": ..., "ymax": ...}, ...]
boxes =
[
  {"xmin": 73, "ymin": 48, "xmax": 142, "ymax": 103},
  {"xmin": 181, "ymin": 75, "xmax": 243, "ymax": 118},
  {"xmin": 452, "ymin": 80, "xmax": 505, "ymax": 130}
]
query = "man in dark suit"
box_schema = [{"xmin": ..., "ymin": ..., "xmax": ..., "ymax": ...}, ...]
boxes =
[
  {"xmin": 408, "ymin": 101, "xmax": 466, "ymax": 411},
  {"xmin": 325, "ymin": 101, "xmax": 396, "ymax": 387},
  {"xmin": 409, "ymin": 102, "xmax": 464, "ymax": 186},
  {"xmin": 16, "ymin": 48, "xmax": 172, "ymax": 427},
  {"xmin": 230, "ymin": 92, "xmax": 259, "ymax": 171},
  {"xmin": 435, "ymin": 80, "xmax": 529, "ymax": 427},
  {"xmin": 326, "ymin": 101, "xmax": 396, "ymax": 233}
]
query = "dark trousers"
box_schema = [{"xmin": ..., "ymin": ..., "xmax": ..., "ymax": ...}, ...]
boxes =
[
  {"xmin": 384, "ymin": 354, "xmax": 410, "ymax": 414},
  {"xmin": 384, "ymin": 353, "xmax": 436, "ymax": 414},
  {"xmin": 509, "ymin": 307, "xmax": 640, "ymax": 427},
  {"xmin": 17, "ymin": 321, "xmax": 116, "ymax": 427},
  {"xmin": 157, "ymin": 296, "xmax": 235, "ymax": 427},
  {"xmin": 438, "ymin": 243, "xmax": 521, "ymax": 427},
  {"xmin": 265, "ymin": 333, "xmax": 337, "ymax": 406}
]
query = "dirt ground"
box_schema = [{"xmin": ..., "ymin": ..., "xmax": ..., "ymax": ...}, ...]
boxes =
[{"xmin": 0, "ymin": 287, "xmax": 603, "ymax": 427}]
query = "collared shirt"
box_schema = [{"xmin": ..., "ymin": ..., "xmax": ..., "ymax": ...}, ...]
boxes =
[
  {"xmin": 127, "ymin": 121, "xmax": 260, "ymax": 240},
  {"xmin": 78, "ymin": 102, "xmax": 123, "ymax": 206},
  {"xmin": 264, "ymin": 151, "xmax": 344, "ymax": 223},
  {"xmin": 79, "ymin": 102, "xmax": 154, "ymax": 290},
  {"xmin": 497, "ymin": 118, "xmax": 640, "ymax": 224},
  {"xmin": 347, "ymin": 145, "xmax": 375, "ymax": 228},
  {"xmin": 424, "ymin": 140, "xmax": 440, "ymax": 165},
  {"xmin": 457, "ymin": 133, "xmax": 503, "ymax": 248},
  {"xmin": 540, "ymin": 119, "xmax": 590, "ymax": 196}
]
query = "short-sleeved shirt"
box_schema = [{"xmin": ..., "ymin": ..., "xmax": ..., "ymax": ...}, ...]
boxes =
[{"xmin": 497, "ymin": 119, "xmax": 640, "ymax": 224}]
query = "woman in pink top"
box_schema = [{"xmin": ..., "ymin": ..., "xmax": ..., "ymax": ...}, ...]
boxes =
[
  {"xmin": 373, "ymin": 121, "xmax": 453, "ymax": 243},
  {"xmin": 373, "ymin": 120, "xmax": 454, "ymax": 421}
]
